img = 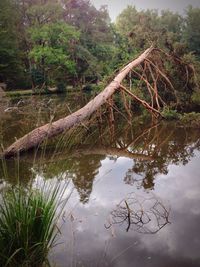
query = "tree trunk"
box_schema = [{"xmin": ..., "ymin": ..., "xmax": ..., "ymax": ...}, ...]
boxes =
[{"xmin": 2, "ymin": 47, "xmax": 154, "ymax": 158}]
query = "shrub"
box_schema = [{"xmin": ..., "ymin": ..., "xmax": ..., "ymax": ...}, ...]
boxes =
[
  {"xmin": 191, "ymin": 91, "xmax": 200, "ymax": 106},
  {"xmin": 57, "ymin": 83, "xmax": 66, "ymax": 93},
  {"xmin": 180, "ymin": 112, "xmax": 200, "ymax": 128},
  {"xmin": 161, "ymin": 107, "xmax": 180, "ymax": 120}
]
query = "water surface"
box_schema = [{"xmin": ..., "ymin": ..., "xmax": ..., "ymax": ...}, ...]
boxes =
[{"xmin": 0, "ymin": 94, "xmax": 200, "ymax": 267}]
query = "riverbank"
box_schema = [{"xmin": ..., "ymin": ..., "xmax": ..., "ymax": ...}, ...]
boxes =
[{"xmin": 4, "ymin": 86, "xmax": 76, "ymax": 97}]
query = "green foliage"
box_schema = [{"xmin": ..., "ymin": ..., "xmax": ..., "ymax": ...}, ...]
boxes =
[
  {"xmin": 191, "ymin": 91, "xmax": 200, "ymax": 105},
  {"xmin": 0, "ymin": 0, "xmax": 28, "ymax": 88},
  {"xmin": 57, "ymin": 83, "xmax": 67, "ymax": 93},
  {"xmin": 0, "ymin": 0, "xmax": 200, "ymax": 100},
  {"xmin": 0, "ymin": 182, "xmax": 67, "ymax": 267},
  {"xmin": 63, "ymin": 0, "xmax": 115, "ymax": 82},
  {"xmin": 82, "ymin": 84, "xmax": 101, "ymax": 93},
  {"xmin": 161, "ymin": 107, "xmax": 180, "ymax": 120},
  {"xmin": 180, "ymin": 112, "xmax": 200, "ymax": 128},
  {"xmin": 183, "ymin": 6, "xmax": 200, "ymax": 57},
  {"xmin": 31, "ymin": 68, "xmax": 45, "ymax": 86},
  {"xmin": 116, "ymin": 6, "xmax": 183, "ymax": 51},
  {"xmin": 115, "ymin": 5, "xmax": 200, "ymax": 110},
  {"xmin": 26, "ymin": 1, "xmax": 62, "ymax": 26},
  {"xmin": 29, "ymin": 22, "xmax": 79, "ymax": 86}
]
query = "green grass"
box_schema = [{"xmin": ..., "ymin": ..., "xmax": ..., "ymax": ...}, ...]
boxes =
[
  {"xmin": 5, "ymin": 89, "xmax": 55, "ymax": 97},
  {"xmin": 5, "ymin": 90, "xmax": 34, "ymax": 97},
  {"xmin": 0, "ymin": 182, "xmax": 67, "ymax": 267},
  {"xmin": 5, "ymin": 86, "xmax": 77, "ymax": 97}
]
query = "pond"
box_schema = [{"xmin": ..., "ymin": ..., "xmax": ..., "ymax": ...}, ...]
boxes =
[{"xmin": 0, "ymin": 94, "xmax": 200, "ymax": 267}]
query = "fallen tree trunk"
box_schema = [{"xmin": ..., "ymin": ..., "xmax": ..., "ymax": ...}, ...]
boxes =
[{"xmin": 2, "ymin": 47, "xmax": 155, "ymax": 158}]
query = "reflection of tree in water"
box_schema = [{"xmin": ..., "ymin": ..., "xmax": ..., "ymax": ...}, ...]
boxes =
[
  {"xmin": 123, "ymin": 123, "xmax": 200, "ymax": 189},
  {"xmin": 30, "ymin": 153, "xmax": 105, "ymax": 204},
  {"xmin": 68, "ymin": 154, "xmax": 104, "ymax": 203},
  {"xmin": 1, "ymin": 116, "xmax": 200, "ymax": 202},
  {"xmin": 105, "ymin": 193, "xmax": 170, "ymax": 234}
]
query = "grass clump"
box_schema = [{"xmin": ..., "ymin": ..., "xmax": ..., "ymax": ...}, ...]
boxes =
[{"xmin": 0, "ymin": 182, "xmax": 67, "ymax": 267}]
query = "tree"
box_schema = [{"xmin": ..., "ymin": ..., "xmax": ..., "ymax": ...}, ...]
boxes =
[
  {"xmin": 0, "ymin": 0, "xmax": 26, "ymax": 88},
  {"xmin": 116, "ymin": 6, "xmax": 183, "ymax": 52},
  {"xmin": 29, "ymin": 22, "xmax": 80, "ymax": 87},
  {"xmin": 62, "ymin": 0, "xmax": 115, "ymax": 84},
  {"xmin": 184, "ymin": 6, "xmax": 200, "ymax": 57},
  {"xmin": 2, "ymin": 48, "xmax": 154, "ymax": 158},
  {"xmin": 116, "ymin": 7, "xmax": 158, "ymax": 49}
]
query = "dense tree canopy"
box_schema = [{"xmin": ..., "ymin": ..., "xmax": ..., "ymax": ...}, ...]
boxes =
[
  {"xmin": 184, "ymin": 6, "xmax": 200, "ymax": 57},
  {"xmin": 0, "ymin": 0, "xmax": 199, "ymax": 104},
  {"xmin": 0, "ymin": 0, "xmax": 24, "ymax": 87}
]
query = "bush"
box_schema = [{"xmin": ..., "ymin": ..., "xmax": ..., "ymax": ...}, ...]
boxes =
[
  {"xmin": 180, "ymin": 112, "xmax": 200, "ymax": 128},
  {"xmin": 191, "ymin": 91, "xmax": 200, "ymax": 106},
  {"xmin": 161, "ymin": 108, "xmax": 180, "ymax": 120},
  {"xmin": 57, "ymin": 83, "xmax": 66, "ymax": 93},
  {"xmin": 0, "ymin": 182, "xmax": 67, "ymax": 267},
  {"xmin": 82, "ymin": 84, "xmax": 101, "ymax": 93}
]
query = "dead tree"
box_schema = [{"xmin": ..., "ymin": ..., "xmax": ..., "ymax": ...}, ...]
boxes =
[
  {"xmin": 3, "ymin": 47, "xmax": 160, "ymax": 158},
  {"xmin": 3, "ymin": 45, "xmax": 196, "ymax": 158}
]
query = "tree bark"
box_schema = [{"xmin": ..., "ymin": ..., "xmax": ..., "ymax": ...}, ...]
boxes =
[{"xmin": 2, "ymin": 47, "xmax": 154, "ymax": 158}]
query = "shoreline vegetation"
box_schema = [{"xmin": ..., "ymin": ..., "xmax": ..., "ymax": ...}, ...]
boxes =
[
  {"xmin": 4, "ymin": 88, "xmax": 71, "ymax": 97},
  {"xmin": 0, "ymin": 181, "xmax": 68, "ymax": 267},
  {"xmin": 1, "ymin": 85, "xmax": 99, "ymax": 97},
  {"xmin": 2, "ymin": 45, "xmax": 200, "ymax": 158},
  {"xmin": 0, "ymin": 1, "xmax": 199, "ymax": 110}
]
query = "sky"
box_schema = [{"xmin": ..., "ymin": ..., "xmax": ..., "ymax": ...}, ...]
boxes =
[{"xmin": 90, "ymin": 0, "xmax": 200, "ymax": 21}]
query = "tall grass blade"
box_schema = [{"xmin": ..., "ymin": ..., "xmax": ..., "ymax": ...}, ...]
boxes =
[{"xmin": 0, "ymin": 181, "xmax": 68, "ymax": 267}]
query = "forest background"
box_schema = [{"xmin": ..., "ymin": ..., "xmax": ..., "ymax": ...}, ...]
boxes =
[{"xmin": 0, "ymin": 0, "xmax": 200, "ymax": 110}]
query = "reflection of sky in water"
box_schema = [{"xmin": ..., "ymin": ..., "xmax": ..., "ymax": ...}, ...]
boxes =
[
  {"xmin": 49, "ymin": 151, "xmax": 200, "ymax": 267},
  {"xmin": 1, "ymin": 95, "xmax": 200, "ymax": 266}
]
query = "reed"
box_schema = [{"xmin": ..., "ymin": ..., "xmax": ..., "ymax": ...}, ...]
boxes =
[{"xmin": 0, "ymin": 182, "xmax": 67, "ymax": 267}]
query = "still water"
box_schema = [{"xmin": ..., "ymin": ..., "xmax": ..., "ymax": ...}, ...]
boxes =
[{"xmin": 0, "ymin": 94, "xmax": 200, "ymax": 267}]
